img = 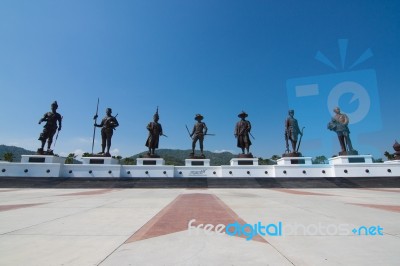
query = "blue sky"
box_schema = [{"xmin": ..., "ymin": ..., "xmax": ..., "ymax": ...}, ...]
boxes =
[{"xmin": 0, "ymin": 0, "xmax": 399, "ymax": 160}]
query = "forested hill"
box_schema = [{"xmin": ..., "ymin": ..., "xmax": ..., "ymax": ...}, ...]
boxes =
[{"xmin": 0, "ymin": 145, "xmax": 36, "ymax": 162}]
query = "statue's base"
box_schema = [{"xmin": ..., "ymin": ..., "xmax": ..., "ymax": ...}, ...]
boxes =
[
  {"xmin": 237, "ymin": 153, "xmax": 254, "ymax": 158},
  {"xmin": 37, "ymin": 148, "xmax": 54, "ymax": 155},
  {"xmin": 189, "ymin": 154, "xmax": 206, "ymax": 159},
  {"xmin": 21, "ymin": 155, "xmax": 65, "ymax": 164},
  {"xmin": 282, "ymin": 152, "xmax": 302, "ymax": 158},
  {"xmin": 185, "ymin": 159, "xmax": 210, "ymax": 166},
  {"xmin": 81, "ymin": 157, "xmax": 119, "ymax": 165},
  {"xmin": 277, "ymin": 157, "xmax": 312, "ymax": 165},
  {"xmin": 329, "ymin": 155, "xmax": 373, "ymax": 165},
  {"xmin": 137, "ymin": 158, "xmax": 165, "ymax": 166},
  {"xmin": 230, "ymin": 158, "xmax": 258, "ymax": 166},
  {"xmin": 339, "ymin": 150, "xmax": 359, "ymax": 156},
  {"xmin": 143, "ymin": 154, "xmax": 161, "ymax": 158},
  {"xmin": 91, "ymin": 153, "xmax": 112, "ymax": 157}
]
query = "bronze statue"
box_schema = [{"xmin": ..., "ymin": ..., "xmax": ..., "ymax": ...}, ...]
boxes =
[
  {"xmin": 235, "ymin": 111, "xmax": 252, "ymax": 156},
  {"xmin": 37, "ymin": 101, "xmax": 62, "ymax": 155},
  {"xmin": 189, "ymin": 114, "xmax": 208, "ymax": 157},
  {"xmin": 94, "ymin": 108, "xmax": 119, "ymax": 156},
  {"xmin": 393, "ymin": 141, "xmax": 400, "ymax": 160},
  {"xmin": 328, "ymin": 107, "xmax": 358, "ymax": 155},
  {"xmin": 284, "ymin": 110, "xmax": 303, "ymax": 156},
  {"xmin": 145, "ymin": 107, "xmax": 163, "ymax": 156}
]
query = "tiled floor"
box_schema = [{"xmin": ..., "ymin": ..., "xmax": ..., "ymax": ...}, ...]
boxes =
[{"xmin": 0, "ymin": 188, "xmax": 399, "ymax": 265}]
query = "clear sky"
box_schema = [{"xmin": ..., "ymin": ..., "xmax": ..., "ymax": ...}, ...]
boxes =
[{"xmin": 0, "ymin": 0, "xmax": 399, "ymax": 160}]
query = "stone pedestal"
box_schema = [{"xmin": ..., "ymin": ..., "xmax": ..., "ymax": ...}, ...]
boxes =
[
  {"xmin": 282, "ymin": 152, "xmax": 302, "ymax": 158},
  {"xmin": 81, "ymin": 157, "xmax": 119, "ymax": 165},
  {"xmin": 329, "ymin": 155, "xmax": 373, "ymax": 165},
  {"xmin": 338, "ymin": 150, "xmax": 359, "ymax": 156},
  {"xmin": 137, "ymin": 158, "xmax": 165, "ymax": 166},
  {"xmin": 277, "ymin": 157, "xmax": 312, "ymax": 165},
  {"xmin": 21, "ymin": 155, "xmax": 65, "ymax": 164},
  {"xmin": 185, "ymin": 159, "xmax": 210, "ymax": 166},
  {"xmin": 230, "ymin": 158, "xmax": 259, "ymax": 166}
]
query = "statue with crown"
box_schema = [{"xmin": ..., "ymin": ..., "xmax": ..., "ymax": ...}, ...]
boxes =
[{"xmin": 145, "ymin": 107, "xmax": 164, "ymax": 158}]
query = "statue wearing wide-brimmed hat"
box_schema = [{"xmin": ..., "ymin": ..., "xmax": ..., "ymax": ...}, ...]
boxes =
[
  {"xmin": 234, "ymin": 111, "xmax": 252, "ymax": 156},
  {"xmin": 145, "ymin": 107, "xmax": 163, "ymax": 157},
  {"xmin": 37, "ymin": 101, "xmax": 62, "ymax": 155},
  {"xmin": 189, "ymin": 113, "xmax": 208, "ymax": 157}
]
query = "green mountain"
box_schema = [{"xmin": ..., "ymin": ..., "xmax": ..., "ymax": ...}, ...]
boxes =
[
  {"xmin": 0, "ymin": 145, "xmax": 36, "ymax": 162},
  {"xmin": 122, "ymin": 149, "xmax": 277, "ymax": 166},
  {"xmin": 122, "ymin": 149, "xmax": 234, "ymax": 166}
]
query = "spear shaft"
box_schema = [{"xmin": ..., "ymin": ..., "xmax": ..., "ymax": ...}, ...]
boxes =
[{"xmin": 91, "ymin": 98, "xmax": 99, "ymax": 154}]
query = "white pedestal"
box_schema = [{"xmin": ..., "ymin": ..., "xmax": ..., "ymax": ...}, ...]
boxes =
[
  {"xmin": 185, "ymin": 159, "xmax": 210, "ymax": 166},
  {"xmin": 384, "ymin": 160, "xmax": 400, "ymax": 164},
  {"xmin": 277, "ymin": 157, "xmax": 312, "ymax": 165},
  {"xmin": 329, "ymin": 155, "xmax": 373, "ymax": 165},
  {"xmin": 81, "ymin": 157, "xmax": 119, "ymax": 165},
  {"xmin": 21, "ymin": 155, "xmax": 65, "ymax": 164},
  {"xmin": 136, "ymin": 158, "xmax": 165, "ymax": 166},
  {"xmin": 230, "ymin": 158, "xmax": 259, "ymax": 166}
]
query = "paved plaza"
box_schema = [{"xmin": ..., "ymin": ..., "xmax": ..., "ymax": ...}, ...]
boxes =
[{"xmin": 0, "ymin": 187, "xmax": 399, "ymax": 265}]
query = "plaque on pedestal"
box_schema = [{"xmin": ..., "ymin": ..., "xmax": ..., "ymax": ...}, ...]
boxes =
[
  {"xmin": 230, "ymin": 158, "xmax": 258, "ymax": 166},
  {"xmin": 185, "ymin": 159, "xmax": 210, "ymax": 166},
  {"xmin": 137, "ymin": 158, "xmax": 165, "ymax": 166},
  {"xmin": 21, "ymin": 155, "xmax": 65, "ymax": 164},
  {"xmin": 277, "ymin": 157, "xmax": 312, "ymax": 165},
  {"xmin": 81, "ymin": 157, "xmax": 119, "ymax": 165},
  {"xmin": 329, "ymin": 155, "xmax": 373, "ymax": 165}
]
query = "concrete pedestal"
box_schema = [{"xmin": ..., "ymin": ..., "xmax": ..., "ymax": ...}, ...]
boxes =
[
  {"xmin": 230, "ymin": 158, "xmax": 259, "ymax": 166},
  {"xmin": 81, "ymin": 157, "xmax": 119, "ymax": 165},
  {"xmin": 185, "ymin": 159, "xmax": 210, "ymax": 166},
  {"xmin": 277, "ymin": 157, "xmax": 312, "ymax": 165},
  {"xmin": 21, "ymin": 155, "xmax": 65, "ymax": 164},
  {"xmin": 329, "ymin": 155, "xmax": 373, "ymax": 165},
  {"xmin": 137, "ymin": 158, "xmax": 165, "ymax": 166}
]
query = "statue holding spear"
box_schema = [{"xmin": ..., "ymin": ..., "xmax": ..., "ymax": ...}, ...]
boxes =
[{"xmin": 93, "ymin": 102, "xmax": 119, "ymax": 157}]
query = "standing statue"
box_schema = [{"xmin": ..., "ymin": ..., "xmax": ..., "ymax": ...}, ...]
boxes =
[
  {"xmin": 235, "ymin": 111, "xmax": 252, "ymax": 156},
  {"xmin": 94, "ymin": 108, "xmax": 119, "ymax": 157},
  {"xmin": 284, "ymin": 110, "xmax": 303, "ymax": 157},
  {"xmin": 327, "ymin": 107, "xmax": 358, "ymax": 155},
  {"xmin": 145, "ymin": 107, "xmax": 163, "ymax": 157},
  {"xmin": 189, "ymin": 114, "xmax": 208, "ymax": 157},
  {"xmin": 37, "ymin": 101, "xmax": 62, "ymax": 155}
]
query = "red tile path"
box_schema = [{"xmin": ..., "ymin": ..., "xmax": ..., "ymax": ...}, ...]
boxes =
[
  {"xmin": 57, "ymin": 189, "xmax": 116, "ymax": 196},
  {"xmin": 125, "ymin": 193, "xmax": 268, "ymax": 244},
  {"xmin": 0, "ymin": 203, "xmax": 47, "ymax": 212},
  {"xmin": 274, "ymin": 189, "xmax": 334, "ymax": 196},
  {"xmin": 349, "ymin": 203, "xmax": 400, "ymax": 213}
]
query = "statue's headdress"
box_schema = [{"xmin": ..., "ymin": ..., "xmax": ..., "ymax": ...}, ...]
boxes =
[{"xmin": 153, "ymin": 106, "xmax": 159, "ymax": 119}]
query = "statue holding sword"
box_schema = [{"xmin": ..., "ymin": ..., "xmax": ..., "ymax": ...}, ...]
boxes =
[{"xmin": 145, "ymin": 107, "xmax": 165, "ymax": 157}]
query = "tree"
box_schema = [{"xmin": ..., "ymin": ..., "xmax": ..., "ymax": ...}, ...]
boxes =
[
  {"xmin": 313, "ymin": 155, "xmax": 328, "ymax": 164},
  {"xmin": 270, "ymin": 155, "xmax": 281, "ymax": 161},
  {"xmin": 82, "ymin": 152, "xmax": 91, "ymax": 157},
  {"xmin": 3, "ymin": 152, "xmax": 14, "ymax": 162},
  {"xmin": 384, "ymin": 151, "xmax": 394, "ymax": 160},
  {"xmin": 65, "ymin": 153, "xmax": 77, "ymax": 164},
  {"xmin": 121, "ymin": 157, "xmax": 136, "ymax": 165}
]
